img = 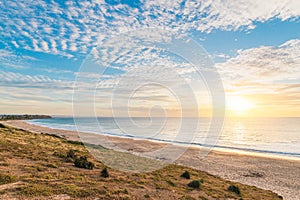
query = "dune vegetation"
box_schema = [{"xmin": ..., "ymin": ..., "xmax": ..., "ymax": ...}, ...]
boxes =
[{"xmin": 0, "ymin": 123, "xmax": 283, "ymax": 199}]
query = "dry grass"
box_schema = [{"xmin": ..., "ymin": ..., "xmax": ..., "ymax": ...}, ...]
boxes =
[{"xmin": 0, "ymin": 123, "xmax": 283, "ymax": 199}]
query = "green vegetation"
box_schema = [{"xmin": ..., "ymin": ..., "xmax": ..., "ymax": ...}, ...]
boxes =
[
  {"xmin": 0, "ymin": 114, "xmax": 51, "ymax": 121},
  {"xmin": 0, "ymin": 125, "xmax": 283, "ymax": 199},
  {"xmin": 101, "ymin": 168, "xmax": 109, "ymax": 178},
  {"xmin": 228, "ymin": 185, "xmax": 241, "ymax": 195},
  {"xmin": 181, "ymin": 170, "xmax": 190, "ymax": 179},
  {"xmin": 0, "ymin": 173, "xmax": 16, "ymax": 185},
  {"xmin": 187, "ymin": 180, "xmax": 201, "ymax": 189},
  {"xmin": 166, "ymin": 179, "xmax": 176, "ymax": 187},
  {"xmin": 74, "ymin": 156, "xmax": 94, "ymax": 170},
  {"xmin": 67, "ymin": 149, "xmax": 77, "ymax": 159}
]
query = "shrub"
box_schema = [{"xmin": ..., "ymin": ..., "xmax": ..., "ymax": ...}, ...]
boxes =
[
  {"xmin": 228, "ymin": 185, "xmax": 241, "ymax": 195},
  {"xmin": 74, "ymin": 156, "xmax": 94, "ymax": 170},
  {"xmin": 166, "ymin": 179, "xmax": 175, "ymax": 187},
  {"xmin": 181, "ymin": 171, "xmax": 190, "ymax": 179},
  {"xmin": 64, "ymin": 149, "xmax": 78, "ymax": 162},
  {"xmin": 67, "ymin": 150, "xmax": 77, "ymax": 160},
  {"xmin": 0, "ymin": 173, "xmax": 16, "ymax": 185},
  {"xmin": 66, "ymin": 140, "xmax": 84, "ymax": 146},
  {"xmin": 53, "ymin": 151, "xmax": 66, "ymax": 158},
  {"xmin": 187, "ymin": 180, "xmax": 201, "ymax": 189},
  {"xmin": 101, "ymin": 168, "xmax": 109, "ymax": 178},
  {"xmin": 20, "ymin": 184, "xmax": 52, "ymax": 196}
]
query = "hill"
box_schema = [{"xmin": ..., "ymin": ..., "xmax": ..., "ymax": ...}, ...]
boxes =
[{"xmin": 0, "ymin": 123, "xmax": 282, "ymax": 199}]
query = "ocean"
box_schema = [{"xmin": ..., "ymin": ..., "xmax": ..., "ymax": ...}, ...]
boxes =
[{"xmin": 27, "ymin": 117, "xmax": 300, "ymax": 159}]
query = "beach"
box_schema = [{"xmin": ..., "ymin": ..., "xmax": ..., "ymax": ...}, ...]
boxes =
[{"xmin": 3, "ymin": 120, "xmax": 300, "ymax": 200}]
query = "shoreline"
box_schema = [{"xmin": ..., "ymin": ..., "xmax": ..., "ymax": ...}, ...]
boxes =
[
  {"xmin": 3, "ymin": 120, "xmax": 300, "ymax": 199},
  {"xmin": 25, "ymin": 119, "xmax": 300, "ymax": 162}
]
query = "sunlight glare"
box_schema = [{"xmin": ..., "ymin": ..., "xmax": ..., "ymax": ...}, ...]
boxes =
[{"xmin": 227, "ymin": 96, "xmax": 255, "ymax": 112}]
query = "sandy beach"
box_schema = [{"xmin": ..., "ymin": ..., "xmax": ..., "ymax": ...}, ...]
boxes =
[{"xmin": 3, "ymin": 120, "xmax": 300, "ymax": 200}]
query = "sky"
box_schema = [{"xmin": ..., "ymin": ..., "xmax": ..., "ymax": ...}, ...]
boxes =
[{"xmin": 0, "ymin": 0, "xmax": 300, "ymax": 117}]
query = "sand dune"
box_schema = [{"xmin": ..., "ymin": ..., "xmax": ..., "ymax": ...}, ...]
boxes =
[{"xmin": 3, "ymin": 120, "xmax": 300, "ymax": 200}]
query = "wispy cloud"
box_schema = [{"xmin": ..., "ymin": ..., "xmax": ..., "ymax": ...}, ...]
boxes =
[
  {"xmin": 0, "ymin": 0, "xmax": 299, "ymax": 116},
  {"xmin": 217, "ymin": 39, "xmax": 300, "ymax": 86},
  {"xmin": 216, "ymin": 39, "xmax": 300, "ymax": 115},
  {"xmin": 0, "ymin": 49, "xmax": 35, "ymax": 69},
  {"xmin": 0, "ymin": 70, "xmax": 73, "ymax": 89}
]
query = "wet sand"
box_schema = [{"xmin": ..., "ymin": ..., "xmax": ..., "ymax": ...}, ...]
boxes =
[{"xmin": 3, "ymin": 120, "xmax": 300, "ymax": 199}]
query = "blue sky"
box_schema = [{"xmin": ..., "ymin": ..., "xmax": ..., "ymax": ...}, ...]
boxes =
[{"xmin": 0, "ymin": 0, "xmax": 300, "ymax": 116}]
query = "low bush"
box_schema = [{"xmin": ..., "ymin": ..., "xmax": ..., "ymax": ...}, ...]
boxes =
[
  {"xmin": 187, "ymin": 180, "xmax": 201, "ymax": 189},
  {"xmin": 20, "ymin": 184, "xmax": 52, "ymax": 196},
  {"xmin": 66, "ymin": 149, "xmax": 77, "ymax": 160},
  {"xmin": 228, "ymin": 185, "xmax": 241, "ymax": 195},
  {"xmin": 0, "ymin": 173, "xmax": 16, "ymax": 185},
  {"xmin": 181, "ymin": 171, "xmax": 190, "ymax": 179},
  {"xmin": 101, "ymin": 168, "xmax": 109, "ymax": 178},
  {"xmin": 66, "ymin": 140, "xmax": 84, "ymax": 146},
  {"xmin": 74, "ymin": 156, "xmax": 94, "ymax": 170}
]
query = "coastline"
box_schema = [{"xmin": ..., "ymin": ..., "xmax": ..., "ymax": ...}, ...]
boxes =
[
  {"xmin": 24, "ymin": 118, "xmax": 300, "ymax": 161},
  {"xmin": 3, "ymin": 120, "xmax": 300, "ymax": 199}
]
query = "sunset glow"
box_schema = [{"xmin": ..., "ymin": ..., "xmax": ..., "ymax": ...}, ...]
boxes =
[{"xmin": 227, "ymin": 96, "xmax": 255, "ymax": 113}]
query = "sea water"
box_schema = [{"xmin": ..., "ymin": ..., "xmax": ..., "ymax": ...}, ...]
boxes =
[{"xmin": 27, "ymin": 117, "xmax": 300, "ymax": 159}]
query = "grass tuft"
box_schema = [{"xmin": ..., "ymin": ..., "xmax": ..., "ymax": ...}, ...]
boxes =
[
  {"xmin": 166, "ymin": 179, "xmax": 176, "ymax": 187},
  {"xmin": 0, "ymin": 173, "xmax": 16, "ymax": 185},
  {"xmin": 20, "ymin": 184, "xmax": 52, "ymax": 197}
]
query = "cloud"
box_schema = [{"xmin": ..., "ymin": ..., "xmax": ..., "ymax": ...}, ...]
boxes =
[
  {"xmin": 0, "ymin": 69, "xmax": 77, "ymax": 114},
  {"xmin": 277, "ymin": 84, "xmax": 300, "ymax": 92},
  {"xmin": 41, "ymin": 41, "xmax": 49, "ymax": 52},
  {"xmin": 217, "ymin": 39, "xmax": 300, "ymax": 87},
  {"xmin": 207, "ymin": 0, "xmax": 300, "ymax": 31},
  {"xmin": 0, "ymin": 70, "xmax": 73, "ymax": 89},
  {"xmin": 0, "ymin": 0, "xmax": 299, "ymax": 116},
  {"xmin": 0, "ymin": 49, "xmax": 36, "ymax": 69},
  {"xmin": 216, "ymin": 39, "xmax": 300, "ymax": 115},
  {"xmin": 0, "ymin": 0, "xmax": 299, "ymax": 58}
]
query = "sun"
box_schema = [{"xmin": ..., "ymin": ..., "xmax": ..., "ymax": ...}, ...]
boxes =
[{"xmin": 227, "ymin": 96, "xmax": 255, "ymax": 113}]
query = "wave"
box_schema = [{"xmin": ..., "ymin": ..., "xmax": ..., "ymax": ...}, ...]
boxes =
[{"xmin": 26, "ymin": 118, "xmax": 300, "ymax": 159}]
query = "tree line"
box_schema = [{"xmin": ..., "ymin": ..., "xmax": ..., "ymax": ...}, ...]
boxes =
[{"xmin": 0, "ymin": 115, "xmax": 52, "ymax": 121}]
